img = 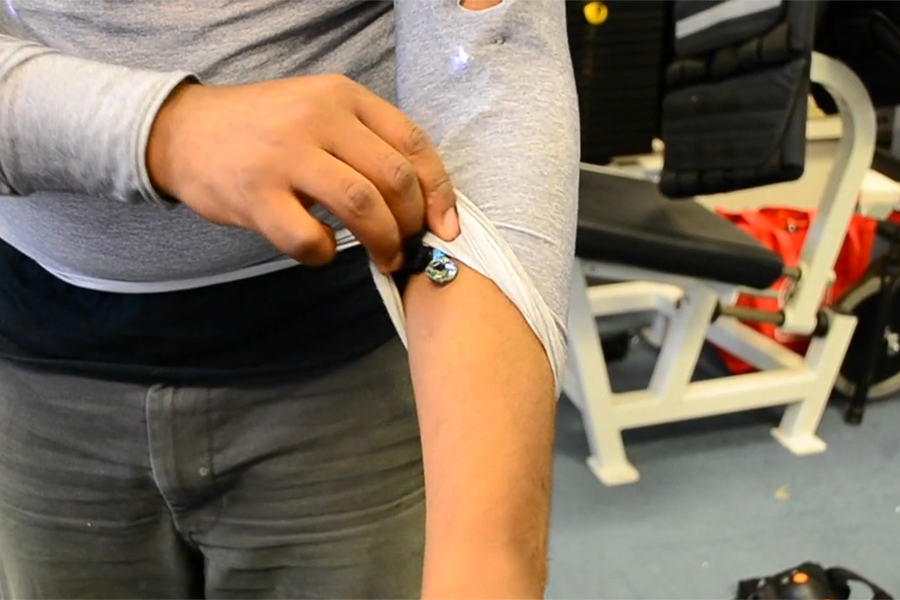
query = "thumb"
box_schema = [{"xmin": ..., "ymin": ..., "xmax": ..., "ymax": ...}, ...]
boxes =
[{"xmin": 422, "ymin": 175, "xmax": 461, "ymax": 242}]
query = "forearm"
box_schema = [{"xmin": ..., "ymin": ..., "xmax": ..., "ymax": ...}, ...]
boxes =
[
  {"xmin": 0, "ymin": 34, "xmax": 192, "ymax": 202},
  {"xmin": 404, "ymin": 262, "xmax": 556, "ymax": 599}
]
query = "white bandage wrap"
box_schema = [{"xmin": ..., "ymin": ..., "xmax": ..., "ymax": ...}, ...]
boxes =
[{"xmin": 370, "ymin": 190, "xmax": 567, "ymax": 396}]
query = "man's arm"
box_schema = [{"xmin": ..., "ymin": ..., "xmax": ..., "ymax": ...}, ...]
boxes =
[
  {"xmin": 405, "ymin": 262, "xmax": 556, "ymax": 598},
  {"xmin": 393, "ymin": 0, "xmax": 579, "ymax": 596},
  {"xmin": 0, "ymin": 34, "xmax": 192, "ymax": 202}
]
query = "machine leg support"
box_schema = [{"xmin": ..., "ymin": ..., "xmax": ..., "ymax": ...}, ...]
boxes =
[
  {"xmin": 771, "ymin": 311, "xmax": 856, "ymax": 457},
  {"xmin": 770, "ymin": 427, "xmax": 828, "ymax": 456},
  {"xmin": 587, "ymin": 456, "xmax": 641, "ymax": 486}
]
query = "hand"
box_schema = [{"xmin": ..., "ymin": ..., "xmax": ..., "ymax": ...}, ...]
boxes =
[{"xmin": 146, "ymin": 75, "xmax": 460, "ymax": 272}]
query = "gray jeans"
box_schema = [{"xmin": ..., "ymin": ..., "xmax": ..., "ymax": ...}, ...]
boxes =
[{"xmin": 0, "ymin": 338, "xmax": 425, "ymax": 599}]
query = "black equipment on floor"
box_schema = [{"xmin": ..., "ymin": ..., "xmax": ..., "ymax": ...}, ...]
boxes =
[{"xmin": 737, "ymin": 562, "xmax": 893, "ymax": 600}]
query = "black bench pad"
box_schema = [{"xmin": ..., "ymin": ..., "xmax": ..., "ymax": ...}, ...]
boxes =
[{"xmin": 576, "ymin": 169, "xmax": 784, "ymax": 289}]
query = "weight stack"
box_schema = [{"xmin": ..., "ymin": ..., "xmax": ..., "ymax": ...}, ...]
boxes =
[{"xmin": 567, "ymin": 1, "xmax": 672, "ymax": 165}]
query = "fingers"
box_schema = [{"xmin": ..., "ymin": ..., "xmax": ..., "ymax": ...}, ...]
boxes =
[
  {"xmin": 291, "ymin": 150, "xmax": 404, "ymax": 272},
  {"xmin": 351, "ymin": 87, "xmax": 461, "ymax": 241},
  {"xmin": 326, "ymin": 118, "xmax": 425, "ymax": 241},
  {"xmin": 251, "ymin": 189, "xmax": 337, "ymax": 266}
]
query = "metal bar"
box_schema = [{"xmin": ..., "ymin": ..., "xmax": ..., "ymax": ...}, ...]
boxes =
[
  {"xmin": 782, "ymin": 265, "xmax": 802, "ymax": 280},
  {"xmin": 736, "ymin": 286, "xmax": 782, "ymax": 299},
  {"xmin": 717, "ymin": 304, "xmax": 785, "ymax": 326}
]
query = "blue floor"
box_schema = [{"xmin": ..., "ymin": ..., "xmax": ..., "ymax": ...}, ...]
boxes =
[{"xmin": 547, "ymin": 344, "xmax": 900, "ymax": 599}]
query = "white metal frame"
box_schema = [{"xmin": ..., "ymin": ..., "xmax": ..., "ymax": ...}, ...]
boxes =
[{"xmin": 564, "ymin": 53, "xmax": 877, "ymax": 486}]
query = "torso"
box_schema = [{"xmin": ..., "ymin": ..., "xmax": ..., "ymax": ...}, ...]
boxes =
[
  {"xmin": 0, "ymin": 2, "xmax": 400, "ymax": 382},
  {"xmin": 0, "ymin": 0, "xmax": 396, "ymax": 285}
]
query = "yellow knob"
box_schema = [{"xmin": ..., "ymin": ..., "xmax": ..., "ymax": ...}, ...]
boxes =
[{"xmin": 583, "ymin": 1, "xmax": 609, "ymax": 25}]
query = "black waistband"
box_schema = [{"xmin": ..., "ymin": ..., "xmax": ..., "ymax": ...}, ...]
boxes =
[{"xmin": 0, "ymin": 239, "xmax": 396, "ymax": 385}]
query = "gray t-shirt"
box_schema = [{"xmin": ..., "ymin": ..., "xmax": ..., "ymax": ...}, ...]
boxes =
[{"xmin": 0, "ymin": 0, "xmax": 578, "ymax": 332}]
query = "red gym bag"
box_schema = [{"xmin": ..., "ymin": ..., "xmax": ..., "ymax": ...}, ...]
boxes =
[{"xmin": 714, "ymin": 207, "xmax": 877, "ymax": 374}]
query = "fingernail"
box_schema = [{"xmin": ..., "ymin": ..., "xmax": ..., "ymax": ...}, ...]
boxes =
[
  {"xmin": 443, "ymin": 207, "xmax": 461, "ymax": 239},
  {"xmin": 376, "ymin": 253, "xmax": 402, "ymax": 275}
]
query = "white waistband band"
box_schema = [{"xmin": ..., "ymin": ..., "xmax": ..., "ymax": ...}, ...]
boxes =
[{"xmin": 43, "ymin": 231, "xmax": 359, "ymax": 294}]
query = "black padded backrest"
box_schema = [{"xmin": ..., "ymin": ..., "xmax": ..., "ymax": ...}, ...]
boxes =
[{"xmin": 659, "ymin": 1, "xmax": 820, "ymax": 198}]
